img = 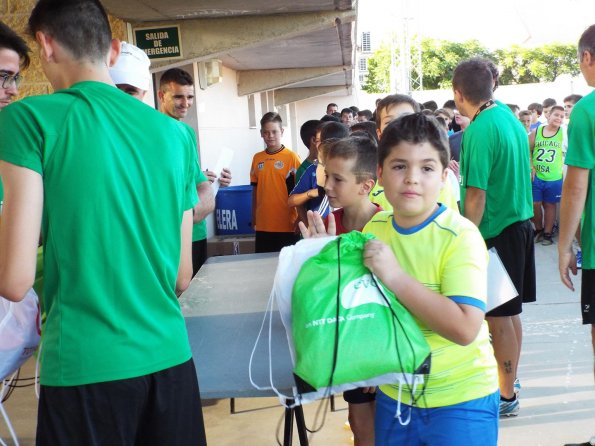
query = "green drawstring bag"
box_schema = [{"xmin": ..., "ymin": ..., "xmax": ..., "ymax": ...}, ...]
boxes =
[{"xmin": 292, "ymin": 231, "xmax": 431, "ymax": 394}]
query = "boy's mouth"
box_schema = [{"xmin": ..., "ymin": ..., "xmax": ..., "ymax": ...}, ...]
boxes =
[{"xmin": 402, "ymin": 190, "xmax": 420, "ymax": 198}]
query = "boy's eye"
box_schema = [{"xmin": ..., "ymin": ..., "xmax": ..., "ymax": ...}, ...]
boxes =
[
  {"xmin": 393, "ymin": 164, "xmax": 405, "ymax": 170},
  {"xmin": 422, "ymin": 166, "xmax": 434, "ymax": 172}
]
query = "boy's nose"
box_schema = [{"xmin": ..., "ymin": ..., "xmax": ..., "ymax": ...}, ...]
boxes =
[{"xmin": 404, "ymin": 173, "xmax": 419, "ymax": 184}]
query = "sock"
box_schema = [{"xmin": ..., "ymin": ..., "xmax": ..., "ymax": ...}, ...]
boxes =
[{"xmin": 500, "ymin": 394, "xmax": 516, "ymax": 402}]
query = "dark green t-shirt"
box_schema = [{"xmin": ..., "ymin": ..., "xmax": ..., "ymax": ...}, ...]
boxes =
[
  {"xmin": 460, "ymin": 102, "xmax": 533, "ymax": 239},
  {"xmin": 0, "ymin": 81, "xmax": 198, "ymax": 386},
  {"xmin": 296, "ymin": 158, "xmax": 313, "ymax": 183},
  {"xmin": 565, "ymin": 90, "xmax": 595, "ymax": 269}
]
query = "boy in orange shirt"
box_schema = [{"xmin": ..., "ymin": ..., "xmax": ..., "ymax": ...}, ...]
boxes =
[{"xmin": 250, "ymin": 112, "xmax": 302, "ymax": 252}]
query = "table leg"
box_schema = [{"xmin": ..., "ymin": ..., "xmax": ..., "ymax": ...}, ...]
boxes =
[
  {"xmin": 294, "ymin": 405, "xmax": 309, "ymax": 446},
  {"xmin": 283, "ymin": 406, "xmax": 294, "ymax": 446}
]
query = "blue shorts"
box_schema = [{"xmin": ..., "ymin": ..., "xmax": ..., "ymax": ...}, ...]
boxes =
[
  {"xmin": 532, "ymin": 177, "xmax": 562, "ymax": 203},
  {"xmin": 375, "ymin": 389, "xmax": 499, "ymax": 446}
]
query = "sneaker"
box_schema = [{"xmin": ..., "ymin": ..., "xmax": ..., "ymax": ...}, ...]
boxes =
[
  {"xmin": 534, "ymin": 228, "xmax": 544, "ymax": 243},
  {"xmin": 577, "ymin": 249, "xmax": 583, "ymax": 269},
  {"xmin": 564, "ymin": 436, "xmax": 595, "ymax": 446},
  {"xmin": 499, "ymin": 397, "xmax": 519, "ymax": 417},
  {"xmin": 513, "ymin": 378, "xmax": 521, "ymax": 395},
  {"xmin": 542, "ymin": 233, "xmax": 554, "ymax": 246}
]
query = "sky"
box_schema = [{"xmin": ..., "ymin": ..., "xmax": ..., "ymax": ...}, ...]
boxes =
[{"xmin": 358, "ymin": 0, "xmax": 595, "ymax": 50}]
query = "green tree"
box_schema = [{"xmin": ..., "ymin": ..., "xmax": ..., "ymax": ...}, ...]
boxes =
[
  {"xmin": 361, "ymin": 39, "xmax": 580, "ymax": 92},
  {"xmin": 421, "ymin": 39, "xmax": 494, "ymax": 89},
  {"xmin": 497, "ymin": 44, "xmax": 580, "ymax": 85},
  {"xmin": 362, "ymin": 38, "xmax": 494, "ymax": 92},
  {"xmin": 361, "ymin": 43, "xmax": 392, "ymax": 94}
]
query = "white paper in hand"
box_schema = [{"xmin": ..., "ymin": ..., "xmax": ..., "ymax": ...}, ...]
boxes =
[
  {"xmin": 210, "ymin": 147, "xmax": 234, "ymax": 197},
  {"xmin": 487, "ymin": 247, "xmax": 518, "ymax": 312}
]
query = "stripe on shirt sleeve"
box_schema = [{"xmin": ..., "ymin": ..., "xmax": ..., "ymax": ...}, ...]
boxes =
[{"xmin": 448, "ymin": 295, "xmax": 486, "ymax": 312}]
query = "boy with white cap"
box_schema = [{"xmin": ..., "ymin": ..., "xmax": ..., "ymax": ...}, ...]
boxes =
[{"xmin": 109, "ymin": 41, "xmax": 151, "ymax": 100}]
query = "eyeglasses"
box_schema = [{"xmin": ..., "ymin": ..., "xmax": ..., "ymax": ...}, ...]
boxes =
[{"xmin": 0, "ymin": 72, "xmax": 23, "ymax": 89}]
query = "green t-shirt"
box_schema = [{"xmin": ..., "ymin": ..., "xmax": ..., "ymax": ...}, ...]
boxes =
[
  {"xmin": 533, "ymin": 126, "xmax": 564, "ymax": 181},
  {"xmin": 460, "ymin": 103, "xmax": 533, "ymax": 239},
  {"xmin": 565, "ymin": 90, "xmax": 595, "ymax": 269},
  {"xmin": 192, "ymin": 166, "xmax": 209, "ymax": 242},
  {"xmin": 0, "ymin": 81, "xmax": 198, "ymax": 386},
  {"xmin": 296, "ymin": 158, "xmax": 313, "ymax": 183}
]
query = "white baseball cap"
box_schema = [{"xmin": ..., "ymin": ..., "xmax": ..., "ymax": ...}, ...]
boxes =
[{"xmin": 110, "ymin": 42, "xmax": 151, "ymax": 91}]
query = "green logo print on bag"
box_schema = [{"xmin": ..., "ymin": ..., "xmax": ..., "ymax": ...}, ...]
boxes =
[{"xmin": 291, "ymin": 231, "xmax": 431, "ymax": 395}]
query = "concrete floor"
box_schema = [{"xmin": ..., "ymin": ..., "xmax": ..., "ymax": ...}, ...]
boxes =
[{"xmin": 2, "ymin": 240, "xmax": 595, "ymax": 446}]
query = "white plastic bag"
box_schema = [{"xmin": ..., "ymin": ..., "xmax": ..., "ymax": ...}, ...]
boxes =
[
  {"xmin": 0, "ymin": 289, "xmax": 41, "ymax": 381},
  {"xmin": 273, "ymin": 236, "xmax": 337, "ymax": 363}
]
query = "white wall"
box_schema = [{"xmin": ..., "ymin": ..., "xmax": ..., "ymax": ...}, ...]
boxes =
[{"xmin": 191, "ymin": 65, "xmax": 262, "ymax": 185}]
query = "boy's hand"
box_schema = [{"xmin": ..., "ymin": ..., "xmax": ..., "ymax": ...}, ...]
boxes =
[
  {"xmin": 559, "ymin": 246, "xmax": 578, "ymax": 291},
  {"xmin": 218, "ymin": 168, "xmax": 232, "ymax": 187},
  {"xmin": 298, "ymin": 210, "xmax": 336, "ymax": 238},
  {"xmin": 205, "ymin": 169, "xmax": 217, "ymax": 184},
  {"xmin": 448, "ymin": 159, "xmax": 459, "ymax": 179},
  {"xmin": 363, "ymin": 239, "xmax": 401, "ymax": 284}
]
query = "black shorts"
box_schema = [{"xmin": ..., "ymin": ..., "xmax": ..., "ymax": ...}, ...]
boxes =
[
  {"xmin": 255, "ymin": 231, "xmax": 299, "ymax": 253},
  {"xmin": 581, "ymin": 269, "xmax": 595, "ymax": 325},
  {"xmin": 36, "ymin": 359, "xmax": 206, "ymax": 446},
  {"xmin": 485, "ymin": 219, "xmax": 536, "ymax": 317},
  {"xmin": 343, "ymin": 387, "xmax": 376, "ymax": 404},
  {"xmin": 192, "ymin": 238, "xmax": 208, "ymax": 276}
]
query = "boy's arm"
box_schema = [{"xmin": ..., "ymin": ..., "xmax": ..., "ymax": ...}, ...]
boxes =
[
  {"xmin": 462, "ymin": 186, "xmax": 485, "ymax": 227},
  {"xmin": 0, "ymin": 162, "xmax": 43, "ymax": 301},
  {"xmin": 193, "ymin": 180, "xmax": 215, "ymax": 223},
  {"xmin": 558, "ymin": 165, "xmax": 589, "ymax": 290},
  {"xmin": 251, "ymin": 183, "xmax": 257, "ymax": 228},
  {"xmin": 288, "ymin": 189, "xmax": 319, "ymax": 207},
  {"xmin": 364, "ymin": 239, "xmax": 484, "ymax": 345},
  {"xmin": 176, "ymin": 209, "xmax": 194, "ymax": 295}
]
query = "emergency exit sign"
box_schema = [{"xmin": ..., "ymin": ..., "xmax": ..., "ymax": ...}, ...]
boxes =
[{"xmin": 134, "ymin": 25, "xmax": 182, "ymax": 60}]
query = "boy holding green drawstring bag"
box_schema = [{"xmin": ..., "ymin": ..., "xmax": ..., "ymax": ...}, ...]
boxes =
[{"xmin": 301, "ymin": 113, "xmax": 498, "ymax": 445}]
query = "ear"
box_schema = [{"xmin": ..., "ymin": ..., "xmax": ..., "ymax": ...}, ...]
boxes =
[
  {"xmin": 376, "ymin": 127, "xmax": 382, "ymax": 140},
  {"xmin": 441, "ymin": 167, "xmax": 449, "ymax": 187},
  {"xmin": 36, "ymin": 31, "xmax": 54, "ymax": 63},
  {"xmin": 453, "ymin": 89, "xmax": 464, "ymax": 107},
  {"xmin": 360, "ymin": 178, "xmax": 375, "ymax": 195},
  {"xmin": 108, "ymin": 39, "xmax": 121, "ymax": 68},
  {"xmin": 157, "ymin": 89, "xmax": 165, "ymax": 102},
  {"xmin": 376, "ymin": 165, "xmax": 383, "ymax": 187}
]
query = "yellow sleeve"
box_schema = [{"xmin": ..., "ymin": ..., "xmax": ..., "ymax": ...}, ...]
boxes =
[{"xmin": 440, "ymin": 225, "xmax": 488, "ymax": 310}]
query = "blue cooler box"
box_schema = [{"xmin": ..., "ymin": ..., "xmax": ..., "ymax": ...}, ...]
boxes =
[{"xmin": 215, "ymin": 185, "xmax": 254, "ymax": 235}]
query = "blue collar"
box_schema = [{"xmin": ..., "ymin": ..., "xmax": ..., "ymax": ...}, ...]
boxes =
[{"xmin": 392, "ymin": 204, "xmax": 447, "ymax": 235}]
